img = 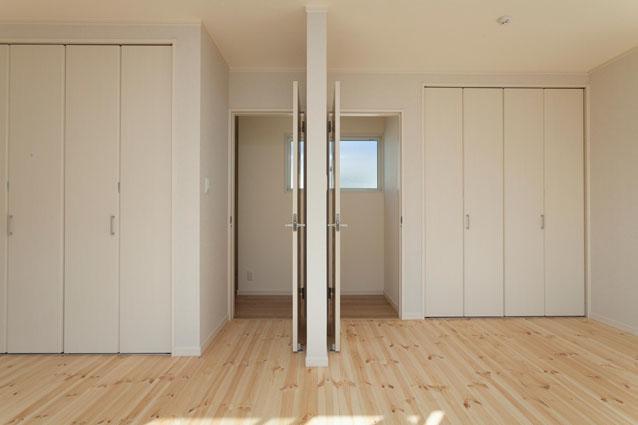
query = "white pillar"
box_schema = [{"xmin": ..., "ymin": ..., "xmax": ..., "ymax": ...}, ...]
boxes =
[{"xmin": 305, "ymin": 6, "xmax": 328, "ymax": 368}]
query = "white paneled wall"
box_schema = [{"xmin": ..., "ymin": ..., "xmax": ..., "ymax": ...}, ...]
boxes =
[
  {"xmin": 64, "ymin": 45, "xmax": 121, "ymax": 353},
  {"xmin": 424, "ymin": 87, "xmax": 464, "ymax": 317},
  {"xmin": 424, "ymin": 86, "xmax": 585, "ymax": 317},
  {"xmin": 7, "ymin": 45, "xmax": 65, "ymax": 353},
  {"xmin": 463, "ymin": 89, "xmax": 504, "ymax": 317},
  {"xmin": 1, "ymin": 44, "xmax": 172, "ymax": 354},
  {"xmin": 544, "ymin": 89, "xmax": 585, "ymax": 316},
  {"xmin": 504, "ymin": 89, "xmax": 545, "ymax": 316},
  {"xmin": 119, "ymin": 46, "xmax": 172, "ymax": 353},
  {"xmin": 0, "ymin": 46, "xmax": 8, "ymax": 354}
]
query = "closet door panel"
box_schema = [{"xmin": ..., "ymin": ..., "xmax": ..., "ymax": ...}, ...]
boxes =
[
  {"xmin": 7, "ymin": 45, "xmax": 65, "ymax": 353},
  {"xmin": 64, "ymin": 45, "xmax": 120, "ymax": 353},
  {"xmin": 544, "ymin": 89, "xmax": 584, "ymax": 316},
  {"xmin": 463, "ymin": 88, "xmax": 504, "ymax": 317},
  {"xmin": 120, "ymin": 46, "xmax": 172, "ymax": 353},
  {"xmin": 424, "ymin": 88, "xmax": 464, "ymax": 316},
  {"xmin": 0, "ymin": 46, "xmax": 8, "ymax": 353},
  {"xmin": 504, "ymin": 89, "xmax": 545, "ymax": 316}
]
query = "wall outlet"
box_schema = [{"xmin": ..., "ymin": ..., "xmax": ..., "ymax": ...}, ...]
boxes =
[{"xmin": 247, "ymin": 270, "xmax": 254, "ymax": 281}]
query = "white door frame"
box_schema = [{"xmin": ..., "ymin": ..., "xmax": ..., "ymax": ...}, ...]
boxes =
[
  {"xmin": 227, "ymin": 108, "xmax": 406, "ymax": 320},
  {"xmin": 340, "ymin": 109, "xmax": 405, "ymax": 319},
  {"xmin": 226, "ymin": 109, "xmax": 293, "ymax": 320}
]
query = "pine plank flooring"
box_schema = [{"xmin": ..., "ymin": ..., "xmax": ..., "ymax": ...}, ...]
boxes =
[
  {"xmin": 0, "ymin": 317, "xmax": 636, "ymax": 424},
  {"xmin": 235, "ymin": 295, "xmax": 397, "ymax": 319}
]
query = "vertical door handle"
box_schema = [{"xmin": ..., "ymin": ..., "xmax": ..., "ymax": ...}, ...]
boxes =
[
  {"xmin": 110, "ymin": 215, "xmax": 116, "ymax": 236},
  {"xmin": 541, "ymin": 214, "xmax": 545, "ymax": 230},
  {"xmin": 7, "ymin": 215, "xmax": 13, "ymax": 236},
  {"xmin": 465, "ymin": 214, "xmax": 470, "ymax": 230}
]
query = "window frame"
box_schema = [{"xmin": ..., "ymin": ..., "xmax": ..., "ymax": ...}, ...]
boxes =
[{"xmin": 284, "ymin": 133, "xmax": 383, "ymax": 192}]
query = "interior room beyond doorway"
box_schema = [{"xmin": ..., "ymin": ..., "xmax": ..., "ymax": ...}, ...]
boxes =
[{"xmin": 233, "ymin": 113, "xmax": 401, "ymax": 319}]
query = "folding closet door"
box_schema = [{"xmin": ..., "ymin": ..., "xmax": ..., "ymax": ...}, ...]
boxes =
[
  {"xmin": 0, "ymin": 46, "xmax": 8, "ymax": 353},
  {"xmin": 120, "ymin": 46, "xmax": 172, "ymax": 353},
  {"xmin": 424, "ymin": 88, "xmax": 464, "ymax": 317},
  {"xmin": 504, "ymin": 89, "xmax": 545, "ymax": 316},
  {"xmin": 64, "ymin": 46, "xmax": 120, "ymax": 353},
  {"xmin": 463, "ymin": 88, "xmax": 504, "ymax": 317},
  {"xmin": 7, "ymin": 45, "xmax": 65, "ymax": 353},
  {"xmin": 544, "ymin": 89, "xmax": 584, "ymax": 316}
]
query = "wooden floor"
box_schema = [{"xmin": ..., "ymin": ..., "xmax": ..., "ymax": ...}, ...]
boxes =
[
  {"xmin": 1, "ymin": 318, "xmax": 637, "ymax": 424},
  {"xmin": 235, "ymin": 295, "xmax": 398, "ymax": 319}
]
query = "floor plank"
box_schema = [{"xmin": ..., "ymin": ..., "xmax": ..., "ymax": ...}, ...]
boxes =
[
  {"xmin": 0, "ymin": 318, "xmax": 636, "ymax": 424},
  {"xmin": 235, "ymin": 295, "xmax": 398, "ymax": 319}
]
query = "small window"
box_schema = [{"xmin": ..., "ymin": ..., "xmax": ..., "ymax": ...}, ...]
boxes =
[
  {"xmin": 340, "ymin": 139, "xmax": 380, "ymax": 190},
  {"xmin": 285, "ymin": 137, "xmax": 380, "ymax": 191}
]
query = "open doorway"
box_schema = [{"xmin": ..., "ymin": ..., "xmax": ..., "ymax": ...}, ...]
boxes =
[
  {"xmin": 338, "ymin": 114, "xmax": 402, "ymax": 319},
  {"xmin": 232, "ymin": 113, "xmax": 295, "ymax": 319}
]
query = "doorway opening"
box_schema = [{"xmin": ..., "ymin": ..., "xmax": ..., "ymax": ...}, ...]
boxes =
[
  {"xmin": 335, "ymin": 114, "xmax": 402, "ymax": 319},
  {"xmin": 231, "ymin": 113, "xmax": 297, "ymax": 319}
]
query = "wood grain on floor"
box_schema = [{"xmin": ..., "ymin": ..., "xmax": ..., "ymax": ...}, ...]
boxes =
[
  {"xmin": 235, "ymin": 294, "xmax": 397, "ymax": 319},
  {"xmin": 0, "ymin": 318, "xmax": 636, "ymax": 424}
]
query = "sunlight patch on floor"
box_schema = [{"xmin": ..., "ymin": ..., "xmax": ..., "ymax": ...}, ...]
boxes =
[{"xmin": 145, "ymin": 412, "xmax": 446, "ymax": 425}]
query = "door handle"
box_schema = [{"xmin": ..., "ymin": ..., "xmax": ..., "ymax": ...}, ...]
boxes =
[
  {"xmin": 541, "ymin": 214, "xmax": 545, "ymax": 230},
  {"xmin": 328, "ymin": 213, "xmax": 348, "ymax": 232},
  {"xmin": 465, "ymin": 214, "xmax": 470, "ymax": 230},
  {"xmin": 7, "ymin": 215, "xmax": 13, "ymax": 236},
  {"xmin": 285, "ymin": 213, "xmax": 305, "ymax": 232},
  {"xmin": 110, "ymin": 215, "xmax": 116, "ymax": 236}
]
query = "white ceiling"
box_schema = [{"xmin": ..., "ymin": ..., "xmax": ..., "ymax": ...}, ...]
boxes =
[{"xmin": 1, "ymin": 0, "xmax": 638, "ymax": 73}]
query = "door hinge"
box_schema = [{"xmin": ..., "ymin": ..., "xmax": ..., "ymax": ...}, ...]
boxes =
[{"xmin": 327, "ymin": 120, "xmax": 332, "ymax": 133}]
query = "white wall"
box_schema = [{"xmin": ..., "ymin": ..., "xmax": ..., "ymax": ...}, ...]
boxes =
[
  {"xmin": 199, "ymin": 27, "xmax": 230, "ymax": 348},
  {"xmin": 237, "ymin": 116, "xmax": 292, "ymax": 295},
  {"xmin": 0, "ymin": 23, "xmax": 229, "ymax": 355},
  {"xmin": 383, "ymin": 115, "xmax": 401, "ymax": 310},
  {"xmin": 230, "ymin": 70, "xmax": 588, "ymax": 319},
  {"xmin": 589, "ymin": 48, "xmax": 638, "ymax": 334}
]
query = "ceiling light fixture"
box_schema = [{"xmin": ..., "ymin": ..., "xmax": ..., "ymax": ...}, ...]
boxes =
[{"xmin": 496, "ymin": 15, "xmax": 512, "ymax": 25}]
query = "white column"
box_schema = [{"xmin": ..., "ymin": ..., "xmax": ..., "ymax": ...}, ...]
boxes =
[{"xmin": 305, "ymin": 6, "xmax": 328, "ymax": 367}]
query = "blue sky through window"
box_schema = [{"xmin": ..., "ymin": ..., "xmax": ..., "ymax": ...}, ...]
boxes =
[
  {"xmin": 340, "ymin": 140, "xmax": 378, "ymax": 189},
  {"xmin": 288, "ymin": 138, "xmax": 378, "ymax": 190}
]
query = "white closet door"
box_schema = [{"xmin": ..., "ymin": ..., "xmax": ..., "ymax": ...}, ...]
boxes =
[
  {"xmin": 64, "ymin": 46, "xmax": 120, "ymax": 353},
  {"xmin": 544, "ymin": 89, "xmax": 584, "ymax": 316},
  {"xmin": 504, "ymin": 89, "xmax": 545, "ymax": 316},
  {"xmin": 7, "ymin": 45, "xmax": 65, "ymax": 353},
  {"xmin": 120, "ymin": 46, "xmax": 172, "ymax": 353},
  {"xmin": 0, "ymin": 46, "xmax": 8, "ymax": 353},
  {"xmin": 463, "ymin": 88, "xmax": 504, "ymax": 317},
  {"xmin": 424, "ymin": 88, "xmax": 464, "ymax": 317}
]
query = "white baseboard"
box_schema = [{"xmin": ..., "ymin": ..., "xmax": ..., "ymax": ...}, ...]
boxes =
[
  {"xmin": 172, "ymin": 315, "xmax": 229, "ymax": 357},
  {"xmin": 589, "ymin": 313, "xmax": 637, "ymax": 335},
  {"xmin": 201, "ymin": 316, "xmax": 228, "ymax": 353},
  {"xmin": 172, "ymin": 346, "xmax": 202, "ymax": 357},
  {"xmin": 341, "ymin": 289, "xmax": 385, "ymax": 296},
  {"xmin": 238, "ymin": 290, "xmax": 385, "ymax": 296},
  {"xmin": 383, "ymin": 290, "xmax": 399, "ymax": 313},
  {"xmin": 401, "ymin": 312, "xmax": 424, "ymax": 320},
  {"xmin": 237, "ymin": 290, "xmax": 292, "ymax": 296},
  {"xmin": 305, "ymin": 355, "xmax": 329, "ymax": 368}
]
